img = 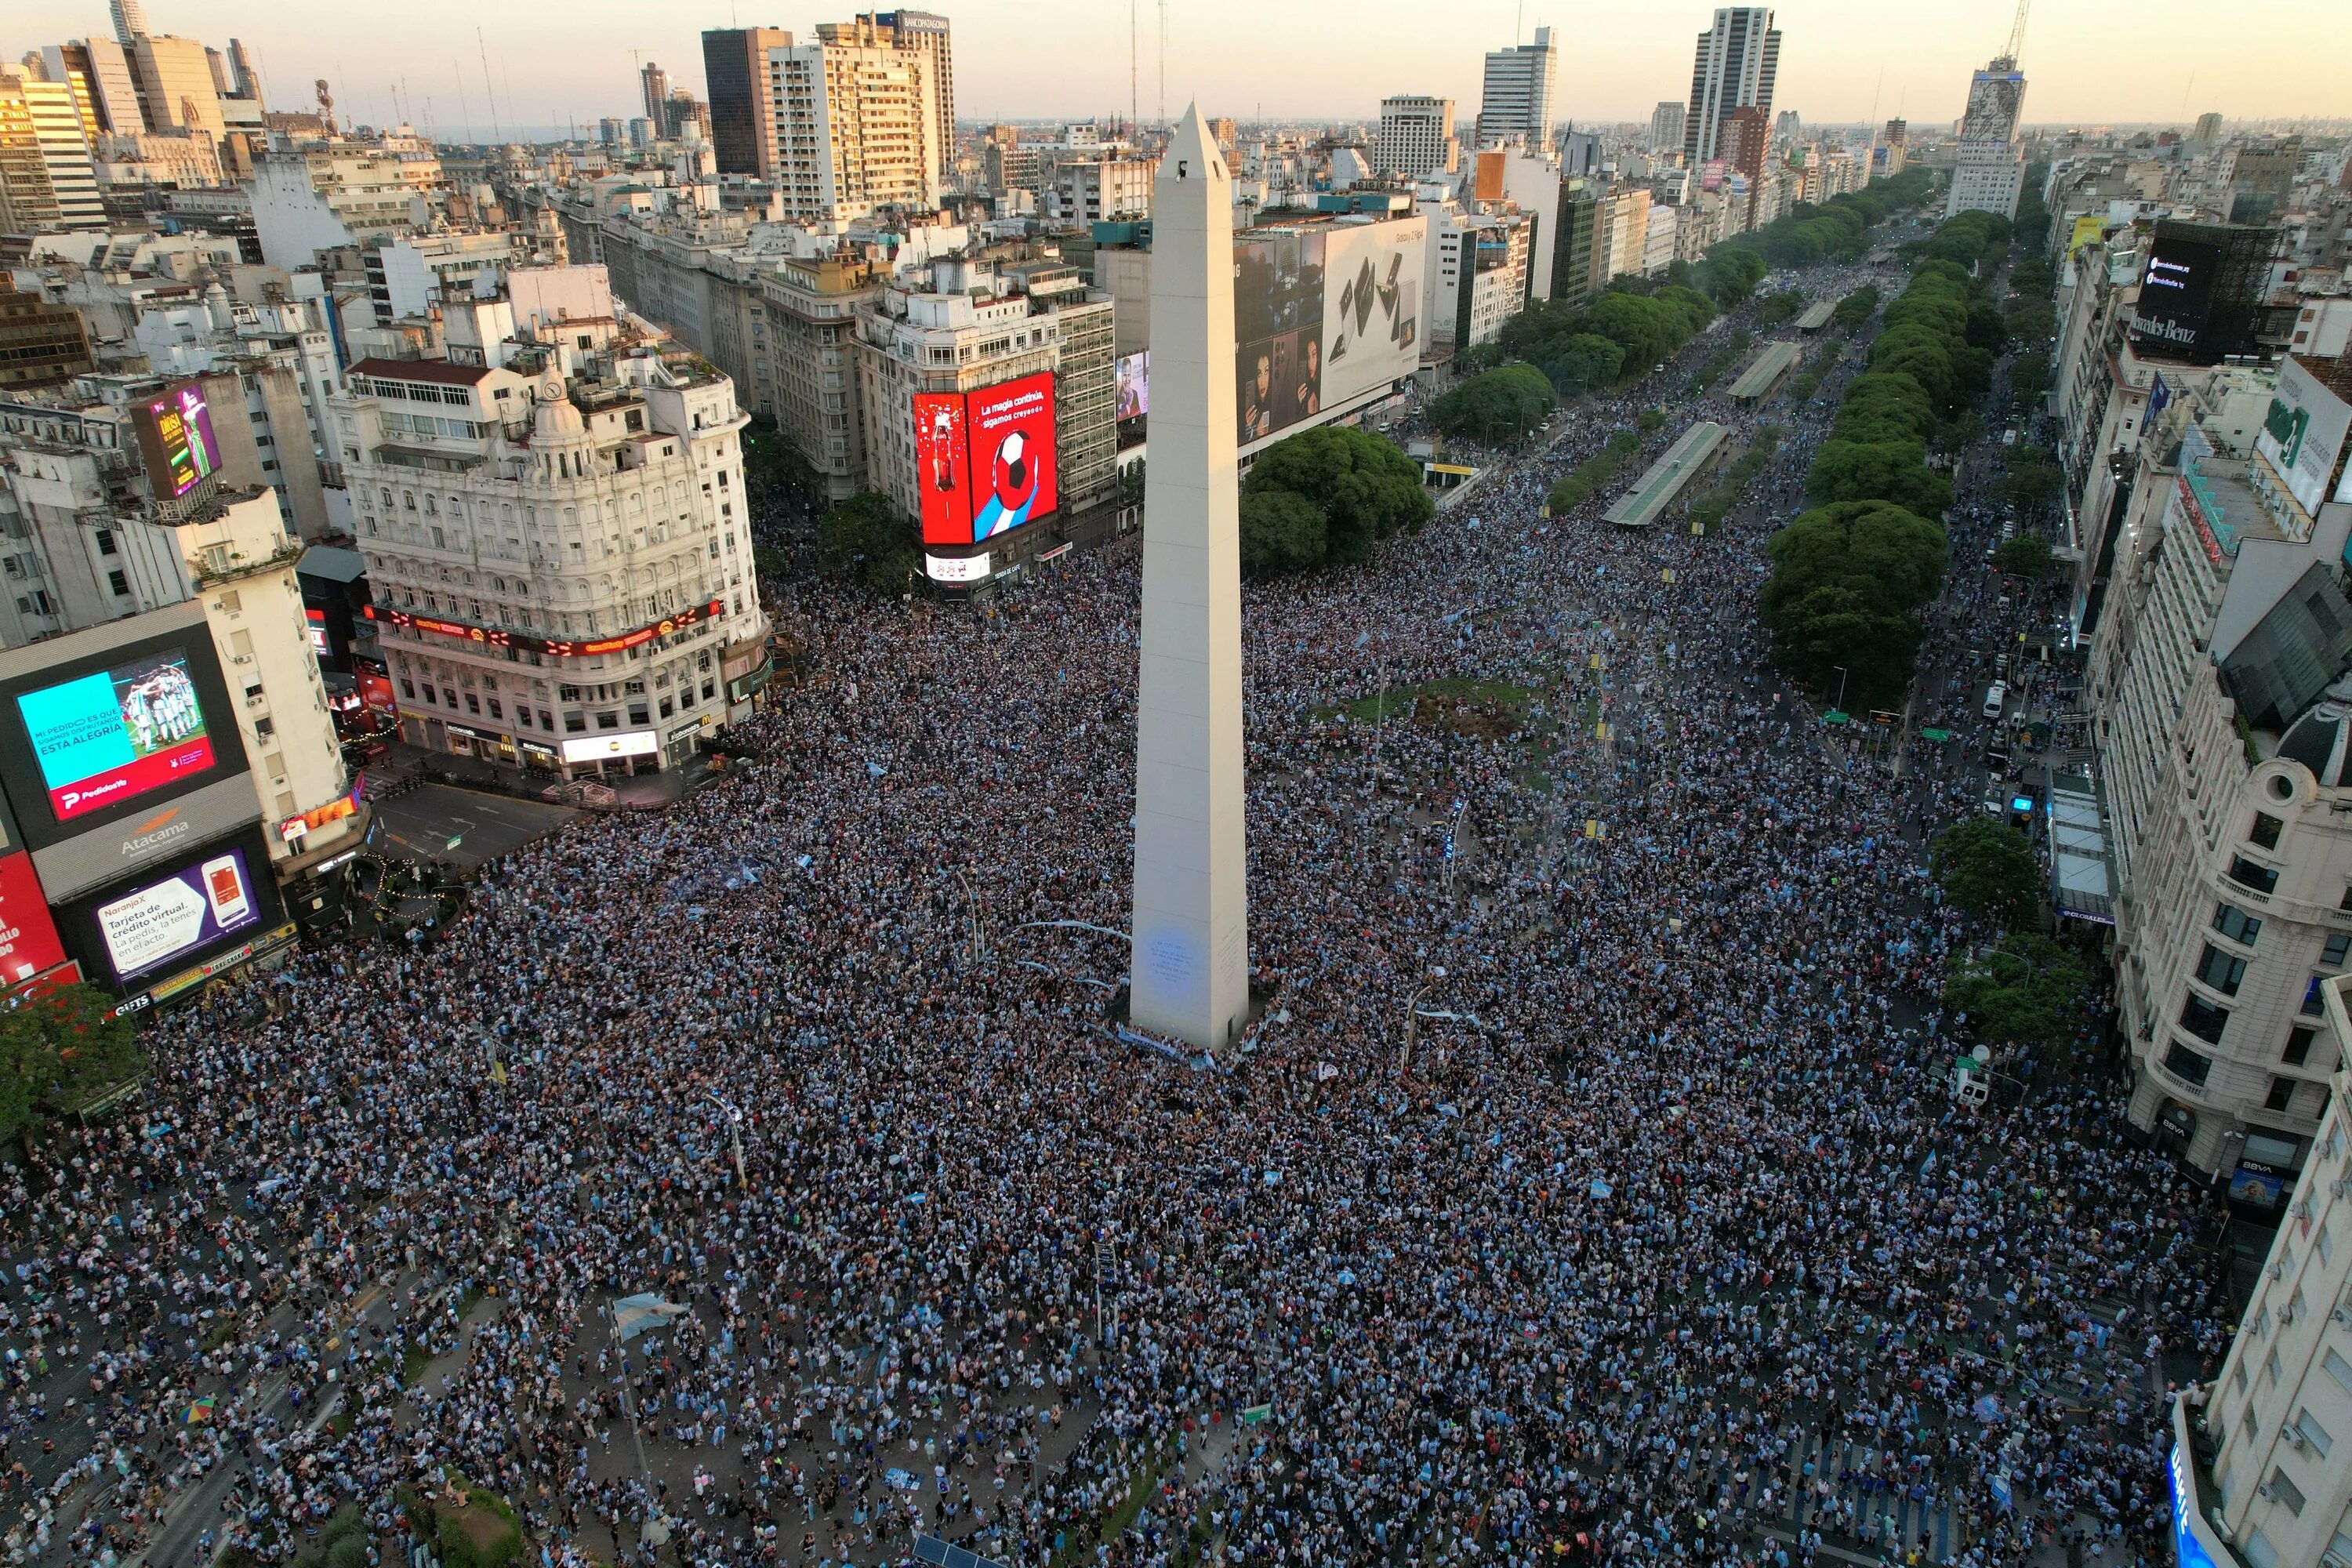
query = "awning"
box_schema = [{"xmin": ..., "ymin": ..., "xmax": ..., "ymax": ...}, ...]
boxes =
[{"xmin": 2048, "ymin": 769, "xmax": 2114, "ymax": 924}]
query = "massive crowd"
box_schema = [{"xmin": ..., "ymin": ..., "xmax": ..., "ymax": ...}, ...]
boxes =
[{"xmin": 0, "ymin": 249, "xmax": 2233, "ymax": 1568}]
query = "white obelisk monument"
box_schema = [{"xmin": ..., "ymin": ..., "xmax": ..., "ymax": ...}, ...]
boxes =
[{"xmin": 1130, "ymin": 104, "xmax": 1250, "ymax": 1052}]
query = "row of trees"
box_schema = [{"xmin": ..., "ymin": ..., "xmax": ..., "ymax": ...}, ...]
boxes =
[
  {"xmin": 1546, "ymin": 431, "xmax": 1642, "ymax": 515},
  {"xmin": 0, "ymin": 984, "xmax": 145, "ymax": 1144},
  {"xmin": 1495, "ymin": 285, "xmax": 1720, "ymax": 398},
  {"xmin": 1428, "ymin": 363, "xmax": 1555, "ymax": 444},
  {"xmin": 1702, "ymin": 166, "xmax": 1940, "ymax": 279}
]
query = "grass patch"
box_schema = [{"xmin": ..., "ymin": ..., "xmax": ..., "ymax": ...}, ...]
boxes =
[
  {"xmin": 1051, "ymin": 1457, "xmax": 1165, "ymax": 1568},
  {"xmin": 401, "ymin": 1345, "xmax": 432, "ymax": 1387},
  {"xmin": 1323, "ymin": 677, "xmax": 1532, "ymax": 726}
]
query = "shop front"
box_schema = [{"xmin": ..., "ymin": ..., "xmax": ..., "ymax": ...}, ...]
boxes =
[
  {"xmin": 443, "ymin": 723, "xmax": 520, "ymax": 767},
  {"xmin": 665, "ymin": 715, "xmax": 713, "ymax": 768},
  {"xmin": 560, "ymin": 729, "xmax": 661, "ymax": 778},
  {"xmin": 2226, "ymin": 1128, "xmax": 2306, "ymax": 1215}
]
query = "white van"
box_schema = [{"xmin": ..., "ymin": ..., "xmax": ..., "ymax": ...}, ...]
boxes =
[{"xmin": 1982, "ymin": 681, "xmax": 2008, "ymax": 720}]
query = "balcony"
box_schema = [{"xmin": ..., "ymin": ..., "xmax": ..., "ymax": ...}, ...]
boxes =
[{"xmin": 188, "ymin": 539, "xmax": 307, "ymax": 588}]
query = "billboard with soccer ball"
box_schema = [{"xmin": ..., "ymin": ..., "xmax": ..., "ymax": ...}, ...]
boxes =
[{"xmin": 909, "ymin": 375, "xmax": 1060, "ymax": 547}]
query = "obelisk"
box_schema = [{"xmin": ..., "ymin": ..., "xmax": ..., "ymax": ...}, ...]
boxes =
[{"xmin": 1130, "ymin": 104, "xmax": 1250, "ymax": 1052}]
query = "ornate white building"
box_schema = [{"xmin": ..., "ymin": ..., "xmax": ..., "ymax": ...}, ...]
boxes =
[{"xmin": 332, "ymin": 336, "xmax": 768, "ymax": 778}]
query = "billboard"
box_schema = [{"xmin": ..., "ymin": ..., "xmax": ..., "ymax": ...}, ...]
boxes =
[
  {"xmin": 1116, "ymin": 352, "xmax": 1150, "ymax": 421},
  {"xmin": 132, "ymin": 381, "xmax": 222, "ymax": 500},
  {"xmin": 913, "ymin": 390, "xmax": 975, "ymax": 546},
  {"xmin": 92, "ymin": 844, "xmax": 260, "ymax": 983},
  {"xmin": 1236, "ymin": 228, "xmax": 1326, "ymax": 443},
  {"xmin": 2067, "ymin": 214, "xmax": 2105, "ymax": 256},
  {"xmin": 2129, "ymin": 235, "xmax": 2218, "ymax": 353},
  {"xmin": 28, "ymin": 772, "xmax": 266, "ymax": 905},
  {"xmin": 1319, "ymin": 220, "xmax": 1424, "ymax": 420},
  {"xmin": 966, "ymin": 372, "xmax": 1058, "ymax": 539},
  {"xmin": 2256, "ymin": 355, "xmax": 2352, "ymax": 516},
  {"xmin": 0, "ymin": 852, "xmax": 67, "ymax": 986},
  {"xmin": 364, "ymin": 600, "xmax": 726, "ymax": 661},
  {"xmin": 15, "ymin": 649, "xmax": 216, "ymax": 822},
  {"xmin": 2128, "ymin": 220, "xmax": 2276, "ymax": 365}
]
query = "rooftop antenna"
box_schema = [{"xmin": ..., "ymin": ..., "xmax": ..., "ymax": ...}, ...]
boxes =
[
  {"xmin": 477, "ymin": 28, "xmax": 501, "ymax": 143},
  {"xmin": 1156, "ymin": 0, "xmax": 1166, "ymax": 132},
  {"xmin": 453, "ymin": 59, "xmax": 471, "ymax": 143},
  {"xmin": 1129, "ymin": 0, "xmax": 1138, "ymax": 140}
]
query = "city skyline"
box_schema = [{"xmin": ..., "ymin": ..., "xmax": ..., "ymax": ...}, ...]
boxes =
[{"xmin": 10, "ymin": 0, "xmax": 2350, "ymax": 142}]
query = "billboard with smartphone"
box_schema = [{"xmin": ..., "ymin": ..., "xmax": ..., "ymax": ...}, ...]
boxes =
[{"xmin": 90, "ymin": 844, "xmax": 260, "ymax": 983}]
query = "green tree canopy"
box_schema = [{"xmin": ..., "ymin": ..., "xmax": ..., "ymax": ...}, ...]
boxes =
[
  {"xmin": 1761, "ymin": 499, "xmax": 1948, "ymax": 705},
  {"xmin": 1429, "ymin": 364, "xmax": 1555, "ymax": 443},
  {"xmin": 1832, "ymin": 373, "xmax": 1939, "ymax": 445},
  {"xmin": 1238, "ymin": 488, "xmax": 1327, "ymax": 579},
  {"xmin": 1994, "ymin": 534, "xmax": 2054, "ymax": 578},
  {"xmin": 0, "ymin": 983, "xmax": 146, "ymax": 1143},
  {"xmin": 1805, "ymin": 438, "xmax": 1955, "ymax": 517},
  {"xmin": 817, "ymin": 492, "xmax": 920, "ymax": 594},
  {"xmin": 2004, "ymin": 458, "xmax": 2064, "ymax": 512},
  {"xmin": 1945, "ymin": 935, "xmax": 2091, "ymax": 1050},
  {"xmin": 1538, "ymin": 334, "xmax": 1627, "ymax": 397},
  {"xmin": 1832, "ymin": 285, "xmax": 1881, "ymax": 330},
  {"xmin": 1932, "ymin": 818, "xmax": 2044, "ymax": 929},
  {"xmin": 1243, "ymin": 425, "xmax": 1432, "ymax": 569}
]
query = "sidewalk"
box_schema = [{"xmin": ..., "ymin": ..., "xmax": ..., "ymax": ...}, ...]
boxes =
[{"xmin": 370, "ymin": 740, "xmax": 720, "ymax": 810}]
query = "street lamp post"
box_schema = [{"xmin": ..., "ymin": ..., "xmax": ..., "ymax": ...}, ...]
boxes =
[
  {"xmin": 952, "ymin": 870, "xmax": 984, "ymax": 966},
  {"xmin": 707, "ymin": 1093, "xmax": 746, "ymax": 1189},
  {"xmin": 1401, "ymin": 965, "xmax": 1446, "ymax": 1076},
  {"xmin": 1833, "ymin": 666, "xmax": 1850, "ymax": 713}
]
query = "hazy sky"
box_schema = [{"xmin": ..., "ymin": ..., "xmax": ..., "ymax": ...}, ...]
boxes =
[{"xmin": 14, "ymin": 0, "xmax": 2348, "ymax": 140}]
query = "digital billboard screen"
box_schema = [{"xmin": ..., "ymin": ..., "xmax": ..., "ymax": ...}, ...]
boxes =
[
  {"xmin": 1116, "ymin": 352, "xmax": 1149, "ymax": 421},
  {"xmin": 0, "ymin": 852, "xmax": 67, "ymax": 986},
  {"xmin": 1236, "ymin": 229, "xmax": 1326, "ymax": 443},
  {"xmin": 132, "ymin": 381, "xmax": 223, "ymax": 500},
  {"xmin": 15, "ymin": 649, "xmax": 217, "ymax": 822},
  {"xmin": 965, "ymin": 372, "xmax": 1058, "ymax": 539},
  {"xmin": 93, "ymin": 844, "xmax": 259, "ymax": 982},
  {"xmin": 913, "ymin": 391, "xmax": 975, "ymax": 546}
]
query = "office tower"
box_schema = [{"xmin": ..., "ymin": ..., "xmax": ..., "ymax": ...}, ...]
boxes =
[
  {"xmin": 1946, "ymin": 55, "xmax": 2026, "ymax": 219},
  {"xmin": 2194, "ymin": 111, "xmax": 2223, "ymax": 145},
  {"xmin": 700, "ymin": 27, "xmax": 793, "ymax": 176},
  {"xmin": 1683, "ymin": 7, "xmax": 1780, "ymax": 167},
  {"xmin": 1882, "ymin": 117, "xmax": 1907, "ymax": 147},
  {"xmin": 1650, "ymin": 100, "xmax": 1686, "ymax": 154},
  {"xmin": 108, "ymin": 0, "xmax": 147, "ymax": 48},
  {"xmin": 824, "ymin": 12, "xmax": 953, "ymax": 177},
  {"xmin": 203, "ymin": 45, "xmax": 230, "ymax": 98},
  {"xmin": 1131, "ymin": 105, "xmax": 1250, "ymax": 1055},
  {"xmin": 69, "ymin": 38, "xmax": 140, "ymax": 133},
  {"xmin": 767, "ymin": 30, "xmax": 938, "ymax": 220},
  {"xmin": 1476, "ymin": 26, "xmax": 1555, "ymax": 147},
  {"xmin": 227, "ymin": 38, "xmax": 260, "ymax": 102},
  {"xmin": 130, "ymin": 34, "xmax": 224, "ymax": 137},
  {"xmin": 640, "ymin": 60, "xmax": 669, "ymax": 124},
  {"xmin": 37, "ymin": 47, "xmax": 101, "ymax": 141},
  {"xmin": 1371, "ymin": 95, "xmax": 1457, "ymax": 180},
  {"xmin": 0, "ymin": 78, "xmax": 103, "ymax": 230}
]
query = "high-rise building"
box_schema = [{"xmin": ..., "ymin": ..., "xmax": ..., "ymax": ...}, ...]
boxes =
[
  {"xmin": 640, "ymin": 60, "xmax": 669, "ymax": 125},
  {"xmin": 203, "ymin": 46, "xmax": 230, "ymax": 100},
  {"xmin": 2194, "ymin": 111, "xmax": 2223, "ymax": 145},
  {"xmin": 597, "ymin": 116, "xmax": 622, "ymax": 147},
  {"xmin": 0, "ymin": 76, "xmax": 104, "ymax": 231},
  {"xmin": 1946, "ymin": 56, "xmax": 2026, "ymax": 219},
  {"xmin": 107, "ymin": 0, "xmax": 147, "ymax": 48},
  {"xmin": 1371, "ymin": 95, "xmax": 1457, "ymax": 180},
  {"xmin": 699, "ymin": 27, "xmax": 793, "ymax": 177},
  {"xmin": 829, "ymin": 12, "xmax": 954, "ymax": 178},
  {"xmin": 226, "ymin": 38, "xmax": 260, "ymax": 103},
  {"xmin": 0, "ymin": 277, "xmax": 93, "ymax": 388},
  {"xmin": 129, "ymin": 34, "xmax": 223, "ymax": 139},
  {"xmin": 1476, "ymin": 27, "xmax": 1555, "ymax": 147},
  {"xmin": 61, "ymin": 38, "xmax": 140, "ymax": 136},
  {"xmin": 1683, "ymin": 7, "xmax": 1780, "ymax": 169},
  {"xmin": 767, "ymin": 29, "xmax": 938, "ymax": 220},
  {"xmin": 1649, "ymin": 100, "xmax": 1686, "ymax": 155}
]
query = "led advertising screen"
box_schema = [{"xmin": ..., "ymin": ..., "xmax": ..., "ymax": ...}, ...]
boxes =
[
  {"xmin": 1319, "ymin": 220, "xmax": 1425, "ymax": 421},
  {"xmin": 93, "ymin": 845, "xmax": 259, "ymax": 982},
  {"xmin": 965, "ymin": 373, "xmax": 1058, "ymax": 540},
  {"xmin": 1236, "ymin": 229, "xmax": 1326, "ymax": 444},
  {"xmin": 132, "ymin": 381, "xmax": 223, "ymax": 500},
  {"xmin": 1116, "ymin": 352, "xmax": 1150, "ymax": 421},
  {"xmin": 913, "ymin": 391, "xmax": 975, "ymax": 546},
  {"xmin": 0, "ymin": 851, "xmax": 68, "ymax": 986},
  {"xmin": 15, "ymin": 649, "xmax": 216, "ymax": 822}
]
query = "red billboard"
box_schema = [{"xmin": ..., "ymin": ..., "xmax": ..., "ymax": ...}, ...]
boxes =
[
  {"xmin": 913, "ymin": 392, "xmax": 974, "ymax": 546},
  {"xmin": 965, "ymin": 372, "xmax": 1058, "ymax": 540},
  {"xmin": 0, "ymin": 851, "xmax": 68, "ymax": 986}
]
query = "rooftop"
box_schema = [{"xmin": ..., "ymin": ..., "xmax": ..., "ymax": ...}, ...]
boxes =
[{"xmin": 346, "ymin": 357, "xmax": 495, "ymax": 387}]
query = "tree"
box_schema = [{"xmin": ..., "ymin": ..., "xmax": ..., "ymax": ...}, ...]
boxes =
[
  {"xmin": 1994, "ymin": 535, "xmax": 2054, "ymax": 578},
  {"xmin": 1932, "ymin": 818, "xmax": 2044, "ymax": 929},
  {"xmin": 1832, "ymin": 374, "xmax": 1938, "ymax": 445},
  {"xmin": 1428, "ymin": 365, "xmax": 1555, "ymax": 444},
  {"xmin": 1760, "ymin": 500, "xmax": 1948, "ymax": 705},
  {"xmin": 741, "ymin": 422, "xmax": 822, "ymax": 510},
  {"xmin": 2004, "ymin": 459, "xmax": 2063, "ymax": 512},
  {"xmin": 1832, "ymin": 285, "xmax": 1880, "ymax": 331},
  {"xmin": 0, "ymin": 984, "xmax": 146, "ymax": 1143},
  {"xmin": 1238, "ymin": 489, "xmax": 1327, "ymax": 578},
  {"xmin": 817, "ymin": 492, "xmax": 920, "ymax": 594},
  {"xmin": 1453, "ymin": 342, "xmax": 1507, "ymax": 375},
  {"xmin": 1538, "ymin": 335, "xmax": 1626, "ymax": 398},
  {"xmin": 1805, "ymin": 439, "xmax": 1955, "ymax": 517},
  {"xmin": 1244, "ymin": 426, "xmax": 1432, "ymax": 567},
  {"xmin": 1945, "ymin": 935, "xmax": 2091, "ymax": 1051},
  {"xmin": 1638, "ymin": 407, "xmax": 1668, "ymax": 435}
]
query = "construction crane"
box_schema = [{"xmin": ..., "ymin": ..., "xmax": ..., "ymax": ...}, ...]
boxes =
[{"xmin": 1996, "ymin": 0, "xmax": 2030, "ymax": 68}]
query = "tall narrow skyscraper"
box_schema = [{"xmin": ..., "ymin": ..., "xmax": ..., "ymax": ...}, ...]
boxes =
[
  {"xmin": 1946, "ymin": 56, "xmax": 2027, "ymax": 220},
  {"xmin": 107, "ymin": 0, "xmax": 147, "ymax": 48},
  {"xmin": 1682, "ymin": 7, "xmax": 1780, "ymax": 167},
  {"xmin": 1476, "ymin": 27, "xmax": 1556, "ymax": 148},
  {"xmin": 640, "ymin": 61, "xmax": 670, "ymax": 126},
  {"xmin": 1649, "ymin": 100, "xmax": 1687, "ymax": 155},
  {"xmin": 1131, "ymin": 104, "xmax": 1250, "ymax": 1054},
  {"xmin": 699, "ymin": 27, "xmax": 793, "ymax": 176}
]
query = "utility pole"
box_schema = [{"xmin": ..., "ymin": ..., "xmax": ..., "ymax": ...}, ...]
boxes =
[
  {"xmin": 1129, "ymin": 0, "xmax": 1138, "ymax": 141},
  {"xmin": 1156, "ymin": 0, "xmax": 1166, "ymax": 133}
]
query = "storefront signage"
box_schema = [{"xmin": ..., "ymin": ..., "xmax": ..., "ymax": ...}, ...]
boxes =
[
  {"xmin": 109, "ymin": 920, "xmax": 297, "ymax": 1018},
  {"xmin": 559, "ymin": 730, "xmax": 659, "ymax": 764},
  {"xmin": 365, "ymin": 600, "xmax": 727, "ymax": 661},
  {"xmin": 278, "ymin": 788, "xmax": 360, "ymax": 843},
  {"xmin": 666, "ymin": 717, "xmax": 710, "ymax": 743},
  {"xmin": 29, "ymin": 773, "xmax": 260, "ymax": 905}
]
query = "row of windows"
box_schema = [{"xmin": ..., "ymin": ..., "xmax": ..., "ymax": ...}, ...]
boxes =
[{"xmin": 400, "ymin": 677, "xmax": 716, "ymax": 731}]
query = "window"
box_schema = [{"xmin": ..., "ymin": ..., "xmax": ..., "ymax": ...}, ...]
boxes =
[
  {"xmin": 2252, "ymin": 811, "xmax": 2286, "ymax": 850},
  {"xmin": 596, "ymin": 712, "xmax": 619, "ymax": 730},
  {"xmin": 2268, "ymin": 1077, "xmax": 2299, "ymax": 1113},
  {"xmin": 2245, "ymin": 1530, "xmax": 2278, "ymax": 1568},
  {"xmin": 107, "ymin": 569, "xmax": 129, "ymax": 597},
  {"xmin": 488, "ymin": 700, "xmax": 503, "ymax": 720},
  {"xmin": 2180, "ymin": 993, "xmax": 2230, "ymax": 1045},
  {"xmin": 2267, "ymin": 1468, "xmax": 2306, "ymax": 1515},
  {"xmin": 2267, "ymin": 1348, "xmax": 2283, "ymax": 1387},
  {"xmin": 2328, "ymin": 933, "xmax": 2352, "ymax": 968},
  {"xmin": 252, "ymin": 717, "xmax": 274, "ymax": 739},
  {"xmin": 2305, "ymin": 975, "xmax": 2328, "ymax": 1017},
  {"xmin": 2163, "ymin": 1041, "xmax": 2214, "ymax": 1086},
  {"xmin": 2286, "ymin": 1029, "xmax": 2316, "ymax": 1066},
  {"xmin": 400, "ymin": 679, "xmax": 417, "ymax": 699},
  {"xmin": 563, "ymin": 711, "xmax": 586, "ymax": 733},
  {"xmin": 464, "ymin": 694, "xmax": 481, "ymax": 714},
  {"xmin": 2197, "ymin": 944, "xmax": 2249, "ymax": 995},
  {"xmin": 2324, "ymin": 1348, "xmax": 2352, "ymax": 1399},
  {"xmin": 94, "ymin": 528, "xmax": 115, "ymax": 557},
  {"xmin": 2230, "ymin": 856, "xmax": 2281, "ymax": 895}
]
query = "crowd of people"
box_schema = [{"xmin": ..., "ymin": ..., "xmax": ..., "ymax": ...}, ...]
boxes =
[{"xmin": 0, "ymin": 241, "xmax": 2235, "ymax": 1568}]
